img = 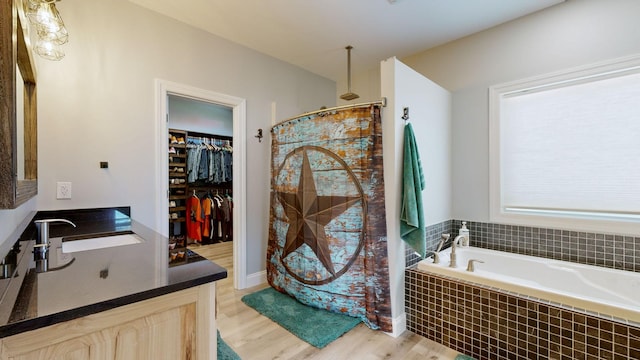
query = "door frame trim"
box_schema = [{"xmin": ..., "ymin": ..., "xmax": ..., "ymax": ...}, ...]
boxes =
[{"xmin": 155, "ymin": 79, "xmax": 247, "ymax": 290}]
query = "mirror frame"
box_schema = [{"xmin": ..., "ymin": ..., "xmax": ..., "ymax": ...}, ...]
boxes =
[{"xmin": 0, "ymin": 0, "xmax": 38, "ymax": 208}]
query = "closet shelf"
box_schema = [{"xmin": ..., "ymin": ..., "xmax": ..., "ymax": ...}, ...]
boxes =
[{"xmin": 169, "ymin": 128, "xmax": 189, "ymax": 265}]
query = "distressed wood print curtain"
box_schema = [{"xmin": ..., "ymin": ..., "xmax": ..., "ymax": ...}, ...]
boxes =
[{"xmin": 267, "ymin": 105, "xmax": 392, "ymax": 332}]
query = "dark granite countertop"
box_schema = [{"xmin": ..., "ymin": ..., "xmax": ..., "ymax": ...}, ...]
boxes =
[{"xmin": 0, "ymin": 207, "xmax": 227, "ymax": 338}]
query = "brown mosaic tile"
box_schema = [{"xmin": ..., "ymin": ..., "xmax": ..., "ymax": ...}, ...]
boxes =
[{"xmin": 405, "ymin": 268, "xmax": 640, "ymax": 360}]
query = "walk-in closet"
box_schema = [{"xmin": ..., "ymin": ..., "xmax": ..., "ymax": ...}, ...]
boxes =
[{"xmin": 167, "ymin": 94, "xmax": 233, "ymax": 266}]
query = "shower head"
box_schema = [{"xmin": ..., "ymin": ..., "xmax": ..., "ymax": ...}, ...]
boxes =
[
  {"xmin": 340, "ymin": 92, "xmax": 360, "ymax": 101},
  {"xmin": 340, "ymin": 45, "xmax": 359, "ymax": 101}
]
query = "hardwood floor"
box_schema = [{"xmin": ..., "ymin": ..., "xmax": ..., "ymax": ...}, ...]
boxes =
[{"xmin": 191, "ymin": 242, "xmax": 460, "ymax": 360}]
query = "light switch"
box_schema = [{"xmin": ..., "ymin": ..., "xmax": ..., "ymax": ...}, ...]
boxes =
[{"xmin": 56, "ymin": 182, "xmax": 72, "ymax": 199}]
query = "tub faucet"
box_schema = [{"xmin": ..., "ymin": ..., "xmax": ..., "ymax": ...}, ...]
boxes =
[
  {"xmin": 428, "ymin": 234, "xmax": 449, "ymax": 264},
  {"xmin": 466, "ymin": 259, "xmax": 485, "ymax": 272},
  {"xmin": 449, "ymin": 234, "xmax": 466, "ymax": 268}
]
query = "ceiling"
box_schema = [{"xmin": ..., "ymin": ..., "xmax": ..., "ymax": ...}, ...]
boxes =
[{"xmin": 128, "ymin": 0, "xmax": 564, "ymax": 82}]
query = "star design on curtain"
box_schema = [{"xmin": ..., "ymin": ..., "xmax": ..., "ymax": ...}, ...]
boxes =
[{"xmin": 276, "ymin": 149, "xmax": 361, "ymax": 276}]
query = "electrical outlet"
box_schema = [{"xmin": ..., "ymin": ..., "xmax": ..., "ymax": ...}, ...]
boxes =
[{"xmin": 56, "ymin": 182, "xmax": 72, "ymax": 199}]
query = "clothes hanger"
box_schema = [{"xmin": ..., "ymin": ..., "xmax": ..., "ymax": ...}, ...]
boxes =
[
  {"xmin": 210, "ymin": 138, "xmax": 219, "ymax": 151},
  {"xmin": 224, "ymin": 140, "xmax": 233, "ymax": 152}
]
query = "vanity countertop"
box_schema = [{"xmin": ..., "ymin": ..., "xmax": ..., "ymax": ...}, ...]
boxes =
[{"xmin": 0, "ymin": 207, "xmax": 227, "ymax": 338}]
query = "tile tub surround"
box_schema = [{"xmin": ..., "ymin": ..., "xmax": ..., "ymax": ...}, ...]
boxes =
[
  {"xmin": 405, "ymin": 269, "xmax": 640, "ymax": 360},
  {"xmin": 406, "ymin": 220, "xmax": 639, "ymax": 273},
  {"xmin": 405, "ymin": 220, "xmax": 454, "ymax": 268}
]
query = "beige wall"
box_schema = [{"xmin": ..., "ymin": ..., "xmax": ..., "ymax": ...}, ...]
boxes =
[
  {"xmin": 381, "ymin": 57, "xmax": 452, "ymax": 334},
  {"xmin": 339, "ymin": 0, "xmax": 640, "ymax": 227},
  {"xmin": 402, "ymin": 0, "xmax": 640, "ymax": 224},
  {"xmin": 25, "ymin": 0, "xmax": 335, "ymax": 276},
  {"xmin": 5, "ymin": 0, "xmax": 639, "ymax": 280}
]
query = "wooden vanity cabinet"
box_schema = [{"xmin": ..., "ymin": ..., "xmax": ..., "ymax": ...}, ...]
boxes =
[{"xmin": 0, "ymin": 283, "xmax": 217, "ymax": 360}]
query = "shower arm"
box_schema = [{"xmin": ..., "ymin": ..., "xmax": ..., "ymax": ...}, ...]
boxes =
[
  {"xmin": 340, "ymin": 45, "xmax": 360, "ymax": 101},
  {"xmin": 346, "ymin": 45, "xmax": 353, "ymax": 93}
]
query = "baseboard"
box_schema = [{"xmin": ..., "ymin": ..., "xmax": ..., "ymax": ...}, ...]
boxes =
[
  {"xmin": 384, "ymin": 312, "xmax": 407, "ymax": 338},
  {"xmin": 245, "ymin": 270, "xmax": 267, "ymax": 288}
]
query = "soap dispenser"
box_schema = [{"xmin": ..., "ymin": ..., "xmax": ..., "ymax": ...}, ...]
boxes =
[{"xmin": 459, "ymin": 221, "xmax": 470, "ymax": 247}]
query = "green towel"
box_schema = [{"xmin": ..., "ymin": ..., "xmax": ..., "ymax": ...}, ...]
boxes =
[{"xmin": 400, "ymin": 123, "xmax": 426, "ymax": 258}]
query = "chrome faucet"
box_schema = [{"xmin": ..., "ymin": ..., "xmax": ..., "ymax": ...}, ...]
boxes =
[
  {"xmin": 34, "ymin": 219, "xmax": 76, "ymax": 271},
  {"xmin": 428, "ymin": 234, "xmax": 449, "ymax": 264},
  {"xmin": 449, "ymin": 234, "xmax": 466, "ymax": 268},
  {"xmin": 466, "ymin": 259, "xmax": 484, "ymax": 272}
]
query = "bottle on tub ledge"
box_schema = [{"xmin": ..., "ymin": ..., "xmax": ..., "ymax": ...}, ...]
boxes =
[{"xmin": 459, "ymin": 221, "xmax": 470, "ymax": 247}]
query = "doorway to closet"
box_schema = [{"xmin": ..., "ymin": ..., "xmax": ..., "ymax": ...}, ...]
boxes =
[{"xmin": 156, "ymin": 79, "xmax": 247, "ymax": 290}]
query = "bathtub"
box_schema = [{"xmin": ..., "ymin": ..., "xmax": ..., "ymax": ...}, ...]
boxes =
[{"xmin": 417, "ymin": 246, "xmax": 640, "ymax": 324}]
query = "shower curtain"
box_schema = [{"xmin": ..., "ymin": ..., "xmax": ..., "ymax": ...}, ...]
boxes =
[{"xmin": 267, "ymin": 104, "xmax": 391, "ymax": 332}]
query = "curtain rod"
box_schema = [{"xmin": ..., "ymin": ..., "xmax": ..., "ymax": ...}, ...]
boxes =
[{"xmin": 273, "ymin": 97, "xmax": 387, "ymax": 128}]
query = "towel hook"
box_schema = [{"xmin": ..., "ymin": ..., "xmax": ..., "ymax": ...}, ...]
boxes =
[{"xmin": 401, "ymin": 107, "xmax": 410, "ymax": 122}]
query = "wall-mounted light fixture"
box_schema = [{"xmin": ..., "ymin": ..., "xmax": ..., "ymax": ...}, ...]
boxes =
[{"xmin": 26, "ymin": 0, "xmax": 68, "ymax": 61}]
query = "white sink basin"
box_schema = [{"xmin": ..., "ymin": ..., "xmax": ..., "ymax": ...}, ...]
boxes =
[{"xmin": 62, "ymin": 233, "xmax": 142, "ymax": 253}]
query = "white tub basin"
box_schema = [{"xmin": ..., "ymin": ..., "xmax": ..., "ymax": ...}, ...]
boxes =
[
  {"xmin": 62, "ymin": 233, "xmax": 142, "ymax": 253},
  {"xmin": 417, "ymin": 246, "xmax": 640, "ymax": 324}
]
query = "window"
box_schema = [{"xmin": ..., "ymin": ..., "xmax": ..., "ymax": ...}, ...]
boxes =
[{"xmin": 489, "ymin": 55, "xmax": 640, "ymax": 234}]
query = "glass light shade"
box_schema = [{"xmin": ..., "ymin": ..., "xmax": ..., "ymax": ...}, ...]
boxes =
[
  {"xmin": 37, "ymin": 22, "xmax": 68, "ymax": 45},
  {"xmin": 27, "ymin": 0, "xmax": 69, "ymax": 60},
  {"xmin": 28, "ymin": 2, "xmax": 64, "ymax": 34},
  {"xmin": 35, "ymin": 38, "xmax": 65, "ymax": 60}
]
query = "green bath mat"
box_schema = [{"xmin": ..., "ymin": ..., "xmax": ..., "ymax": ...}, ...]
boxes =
[
  {"xmin": 455, "ymin": 354, "xmax": 476, "ymax": 360},
  {"xmin": 218, "ymin": 330, "xmax": 241, "ymax": 360},
  {"xmin": 241, "ymin": 287, "xmax": 361, "ymax": 348}
]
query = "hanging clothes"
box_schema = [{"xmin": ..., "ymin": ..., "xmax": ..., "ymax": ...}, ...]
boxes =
[
  {"xmin": 223, "ymin": 150, "xmax": 233, "ymax": 182},
  {"xmin": 220, "ymin": 194, "xmax": 233, "ymax": 241},
  {"xmin": 186, "ymin": 136, "xmax": 233, "ymax": 185},
  {"xmin": 186, "ymin": 143, "xmax": 202, "ymax": 183},
  {"xmin": 198, "ymin": 147, "xmax": 210, "ymax": 181},
  {"xmin": 185, "ymin": 190, "xmax": 233, "ymax": 243},
  {"xmin": 186, "ymin": 194, "xmax": 203, "ymax": 242},
  {"xmin": 201, "ymin": 196, "xmax": 213, "ymax": 238}
]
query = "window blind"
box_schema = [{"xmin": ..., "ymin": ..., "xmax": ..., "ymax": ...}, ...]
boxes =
[{"xmin": 499, "ymin": 71, "xmax": 640, "ymax": 219}]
